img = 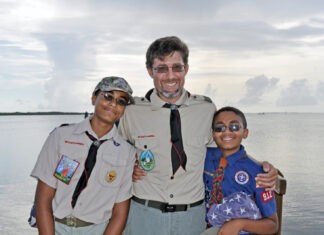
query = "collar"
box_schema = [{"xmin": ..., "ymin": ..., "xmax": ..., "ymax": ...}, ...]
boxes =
[
  {"xmin": 74, "ymin": 117, "xmax": 119, "ymax": 141},
  {"xmin": 146, "ymin": 88, "xmax": 191, "ymax": 111},
  {"xmin": 223, "ymin": 145, "xmax": 247, "ymax": 167}
]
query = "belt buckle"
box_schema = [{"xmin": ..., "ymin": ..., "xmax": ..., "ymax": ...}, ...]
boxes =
[
  {"xmin": 162, "ymin": 204, "xmax": 175, "ymax": 213},
  {"xmin": 66, "ymin": 216, "xmax": 77, "ymax": 227}
]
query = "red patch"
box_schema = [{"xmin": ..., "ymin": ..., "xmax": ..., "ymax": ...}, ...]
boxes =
[
  {"xmin": 137, "ymin": 135, "xmax": 155, "ymax": 138},
  {"xmin": 260, "ymin": 190, "xmax": 274, "ymax": 203},
  {"xmin": 64, "ymin": 140, "xmax": 84, "ymax": 145}
]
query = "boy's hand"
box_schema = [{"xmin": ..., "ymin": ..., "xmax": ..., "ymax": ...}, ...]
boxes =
[
  {"xmin": 132, "ymin": 160, "xmax": 147, "ymax": 182},
  {"xmin": 255, "ymin": 161, "xmax": 278, "ymax": 191}
]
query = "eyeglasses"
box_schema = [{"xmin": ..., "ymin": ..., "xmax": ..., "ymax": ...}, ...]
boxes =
[
  {"xmin": 152, "ymin": 64, "xmax": 185, "ymax": 73},
  {"xmin": 212, "ymin": 124, "xmax": 242, "ymax": 133},
  {"xmin": 100, "ymin": 92, "xmax": 129, "ymax": 106}
]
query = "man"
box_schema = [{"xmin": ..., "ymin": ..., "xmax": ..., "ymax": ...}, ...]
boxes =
[
  {"xmin": 118, "ymin": 36, "xmax": 277, "ymax": 235},
  {"xmin": 31, "ymin": 76, "xmax": 136, "ymax": 235}
]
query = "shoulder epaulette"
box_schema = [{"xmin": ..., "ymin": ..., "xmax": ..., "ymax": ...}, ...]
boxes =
[
  {"xmin": 49, "ymin": 123, "xmax": 73, "ymax": 134},
  {"xmin": 132, "ymin": 96, "xmax": 151, "ymax": 105},
  {"xmin": 190, "ymin": 94, "xmax": 213, "ymax": 104}
]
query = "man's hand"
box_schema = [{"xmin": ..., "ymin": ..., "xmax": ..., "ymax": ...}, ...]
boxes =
[
  {"xmin": 255, "ymin": 161, "xmax": 278, "ymax": 191},
  {"xmin": 132, "ymin": 160, "xmax": 147, "ymax": 182}
]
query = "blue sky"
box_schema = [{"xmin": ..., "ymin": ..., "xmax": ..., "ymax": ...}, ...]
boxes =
[{"xmin": 1, "ymin": 0, "xmax": 324, "ymax": 113}]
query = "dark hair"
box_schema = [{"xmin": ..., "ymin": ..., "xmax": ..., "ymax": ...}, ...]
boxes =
[
  {"xmin": 212, "ymin": 106, "xmax": 247, "ymax": 129},
  {"xmin": 145, "ymin": 36, "xmax": 189, "ymax": 68}
]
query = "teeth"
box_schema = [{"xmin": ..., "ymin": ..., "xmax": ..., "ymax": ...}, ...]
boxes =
[
  {"xmin": 223, "ymin": 137, "xmax": 232, "ymax": 141},
  {"xmin": 166, "ymin": 82, "xmax": 176, "ymax": 87}
]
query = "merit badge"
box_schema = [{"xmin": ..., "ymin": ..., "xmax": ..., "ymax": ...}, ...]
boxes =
[
  {"xmin": 235, "ymin": 170, "xmax": 249, "ymax": 185},
  {"xmin": 54, "ymin": 155, "xmax": 80, "ymax": 184},
  {"xmin": 139, "ymin": 149, "xmax": 155, "ymax": 171},
  {"xmin": 106, "ymin": 170, "xmax": 117, "ymax": 183}
]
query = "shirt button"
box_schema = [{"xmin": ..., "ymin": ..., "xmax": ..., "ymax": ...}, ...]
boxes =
[{"xmin": 170, "ymin": 194, "xmax": 174, "ymax": 198}]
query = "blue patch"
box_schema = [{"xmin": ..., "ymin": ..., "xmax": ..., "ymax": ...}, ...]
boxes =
[
  {"xmin": 235, "ymin": 171, "xmax": 249, "ymax": 185},
  {"xmin": 113, "ymin": 140, "xmax": 120, "ymax": 146}
]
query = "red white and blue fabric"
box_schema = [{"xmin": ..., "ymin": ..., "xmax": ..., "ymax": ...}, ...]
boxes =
[{"xmin": 207, "ymin": 191, "xmax": 261, "ymax": 234}]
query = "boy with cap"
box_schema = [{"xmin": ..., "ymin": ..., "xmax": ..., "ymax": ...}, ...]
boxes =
[
  {"xmin": 31, "ymin": 76, "xmax": 136, "ymax": 235},
  {"xmin": 202, "ymin": 106, "xmax": 278, "ymax": 235}
]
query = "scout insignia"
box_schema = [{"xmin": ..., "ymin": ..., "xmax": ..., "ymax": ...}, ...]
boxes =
[
  {"xmin": 139, "ymin": 149, "xmax": 155, "ymax": 171},
  {"xmin": 235, "ymin": 170, "xmax": 249, "ymax": 185},
  {"xmin": 54, "ymin": 155, "xmax": 80, "ymax": 184},
  {"xmin": 106, "ymin": 171, "xmax": 117, "ymax": 183}
]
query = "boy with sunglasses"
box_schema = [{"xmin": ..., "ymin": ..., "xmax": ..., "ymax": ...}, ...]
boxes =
[
  {"xmin": 202, "ymin": 106, "xmax": 278, "ymax": 235},
  {"xmin": 31, "ymin": 76, "xmax": 136, "ymax": 235}
]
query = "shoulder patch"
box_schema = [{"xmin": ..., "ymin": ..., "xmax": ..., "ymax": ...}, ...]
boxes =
[
  {"xmin": 49, "ymin": 123, "xmax": 73, "ymax": 134},
  {"xmin": 133, "ymin": 96, "xmax": 151, "ymax": 105},
  {"xmin": 190, "ymin": 94, "xmax": 213, "ymax": 104}
]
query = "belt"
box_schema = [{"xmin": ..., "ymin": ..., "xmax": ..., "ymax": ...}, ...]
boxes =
[
  {"xmin": 132, "ymin": 196, "xmax": 204, "ymax": 213},
  {"xmin": 55, "ymin": 217, "xmax": 94, "ymax": 227}
]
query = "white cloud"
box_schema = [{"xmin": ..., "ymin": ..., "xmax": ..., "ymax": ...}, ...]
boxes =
[
  {"xmin": 1, "ymin": 0, "xmax": 324, "ymax": 112},
  {"xmin": 276, "ymin": 79, "xmax": 317, "ymax": 106},
  {"xmin": 239, "ymin": 75, "xmax": 279, "ymax": 104}
]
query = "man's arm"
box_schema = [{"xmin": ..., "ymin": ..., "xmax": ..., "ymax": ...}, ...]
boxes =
[
  {"xmin": 103, "ymin": 199, "xmax": 131, "ymax": 235},
  {"xmin": 248, "ymin": 156, "xmax": 278, "ymax": 190},
  {"xmin": 35, "ymin": 180, "xmax": 56, "ymax": 235},
  {"xmin": 256, "ymin": 161, "xmax": 278, "ymax": 190}
]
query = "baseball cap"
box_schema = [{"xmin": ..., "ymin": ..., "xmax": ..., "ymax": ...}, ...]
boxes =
[{"xmin": 93, "ymin": 76, "xmax": 134, "ymax": 103}]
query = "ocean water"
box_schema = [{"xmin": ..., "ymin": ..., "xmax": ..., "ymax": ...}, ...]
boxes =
[{"xmin": 0, "ymin": 113, "xmax": 323, "ymax": 234}]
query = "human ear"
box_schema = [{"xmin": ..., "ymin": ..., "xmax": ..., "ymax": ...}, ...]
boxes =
[
  {"xmin": 91, "ymin": 95, "xmax": 96, "ymax": 106},
  {"xmin": 184, "ymin": 64, "xmax": 189, "ymax": 75},
  {"xmin": 147, "ymin": 67, "xmax": 154, "ymax": 78},
  {"xmin": 243, "ymin": 128, "xmax": 249, "ymax": 139}
]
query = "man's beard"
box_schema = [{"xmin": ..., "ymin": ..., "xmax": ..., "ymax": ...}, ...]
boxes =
[{"xmin": 159, "ymin": 87, "xmax": 183, "ymax": 100}]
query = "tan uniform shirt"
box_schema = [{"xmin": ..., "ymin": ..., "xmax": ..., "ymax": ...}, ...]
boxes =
[
  {"xmin": 31, "ymin": 118, "xmax": 136, "ymax": 224},
  {"xmin": 118, "ymin": 89, "xmax": 216, "ymax": 204}
]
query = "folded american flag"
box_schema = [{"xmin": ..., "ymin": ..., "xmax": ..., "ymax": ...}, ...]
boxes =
[{"xmin": 207, "ymin": 191, "xmax": 261, "ymax": 233}]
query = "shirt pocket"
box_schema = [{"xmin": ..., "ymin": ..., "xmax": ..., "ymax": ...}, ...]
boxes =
[
  {"xmin": 133, "ymin": 137, "xmax": 165, "ymax": 185},
  {"xmin": 133, "ymin": 136, "xmax": 159, "ymax": 151},
  {"xmin": 97, "ymin": 154, "xmax": 127, "ymax": 188},
  {"xmin": 185, "ymin": 135, "xmax": 208, "ymax": 167}
]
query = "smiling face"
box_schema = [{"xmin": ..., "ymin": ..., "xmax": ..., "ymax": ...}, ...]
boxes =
[
  {"xmin": 147, "ymin": 51, "xmax": 189, "ymax": 103},
  {"xmin": 91, "ymin": 90, "xmax": 128, "ymax": 126},
  {"xmin": 213, "ymin": 111, "xmax": 249, "ymax": 157}
]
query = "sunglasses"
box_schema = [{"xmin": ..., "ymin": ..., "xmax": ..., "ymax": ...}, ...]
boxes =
[
  {"xmin": 100, "ymin": 92, "xmax": 129, "ymax": 106},
  {"xmin": 212, "ymin": 124, "xmax": 242, "ymax": 133},
  {"xmin": 153, "ymin": 64, "xmax": 185, "ymax": 73}
]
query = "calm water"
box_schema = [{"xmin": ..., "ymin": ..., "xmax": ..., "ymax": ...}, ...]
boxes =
[{"xmin": 0, "ymin": 113, "xmax": 323, "ymax": 234}]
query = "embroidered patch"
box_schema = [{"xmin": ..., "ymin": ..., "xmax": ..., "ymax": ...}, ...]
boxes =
[
  {"xmin": 106, "ymin": 171, "xmax": 117, "ymax": 183},
  {"xmin": 260, "ymin": 190, "xmax": 275, "ymax": 203},
  {"xmin": 54, "ymin": 155, "xmax": 80, "ymax": 184},
  {"xmin": 235, "ymin": 171, "xmax": 249, "ymax": 185},
  {"xmin": 113, "ymin": 140, "xmax": 120, "ymax": 146},
  {"xmin": 139, "ymin": 149, "xmax": 155, "ymax": 171}
]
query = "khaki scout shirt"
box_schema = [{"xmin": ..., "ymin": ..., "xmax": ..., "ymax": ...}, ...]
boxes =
[
  {"xmin": 31, "ymin": 118, "xmax": 136, "ymax": 224},
  {"xmin": 118, "ymin": 89, "xmax": 216, "ymax": 204}
]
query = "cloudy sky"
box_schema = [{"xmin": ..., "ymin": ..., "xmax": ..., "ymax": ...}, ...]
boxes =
[{"xmin": 1, "ymin": 0, "xmax": 324, "ymax": 113}]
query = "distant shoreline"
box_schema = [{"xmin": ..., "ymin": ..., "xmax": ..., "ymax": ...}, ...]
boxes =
[
  {"xmin": 0, "ymin": 112, "xmax": 85, "ymax": 116},
  {"xmin": 0, "ymin": 111, "xmax": 322, "ymax": 116}
]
